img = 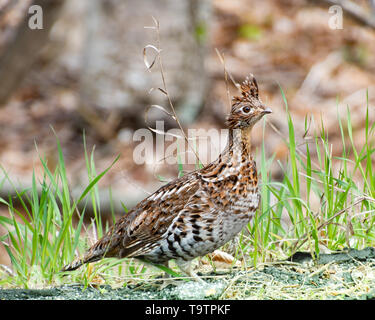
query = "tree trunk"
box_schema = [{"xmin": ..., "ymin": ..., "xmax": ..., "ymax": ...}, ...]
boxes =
[{"xmin": 0, "ymin": 0, "xmax": 65, "ymax": 106}]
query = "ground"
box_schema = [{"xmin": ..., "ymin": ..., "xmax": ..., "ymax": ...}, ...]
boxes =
[{"xmin": 1, "ymin": 247, "xmax": 375, "ymax": 300}]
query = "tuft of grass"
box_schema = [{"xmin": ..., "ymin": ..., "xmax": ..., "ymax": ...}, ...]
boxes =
[
  {"xmin": 0, "ymin": 134, "xmax": 120, "ymax": 288},
  {"xmin": 244, "ymin": 87, "xmax": 375, "ymax": 266}
]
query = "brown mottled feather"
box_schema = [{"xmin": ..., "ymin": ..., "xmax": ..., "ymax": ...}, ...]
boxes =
[
  {"xmin": 62, "ymin": 172, "xmax": 199, "ymax": 270},
  {"xmin": 62, "ymin": 74, "xmax": 271, "ymax": 274}
]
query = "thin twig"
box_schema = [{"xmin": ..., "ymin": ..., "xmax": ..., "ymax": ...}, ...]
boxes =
[
  {"xmin": 215, "ymin": 49, "xmax": 240, "ymax": 112},
  {"xmin": 149, "ymin": 17, "xmax": 201, "ymax": 164}
]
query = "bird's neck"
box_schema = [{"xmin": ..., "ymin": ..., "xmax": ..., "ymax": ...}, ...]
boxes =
[{"xmin": 226, "ymin": 127, "xmax": 253, "ymax": 163}]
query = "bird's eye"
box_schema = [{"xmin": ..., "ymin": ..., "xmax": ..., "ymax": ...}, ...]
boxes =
[{"xmin": 242, "ymin": 106, "xmax": 251, "ymax": 113}]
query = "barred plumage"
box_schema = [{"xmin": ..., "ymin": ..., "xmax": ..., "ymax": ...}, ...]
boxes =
[{"xmin": 62, "ymin": 74, "xmax": 272, "ymax": 281}]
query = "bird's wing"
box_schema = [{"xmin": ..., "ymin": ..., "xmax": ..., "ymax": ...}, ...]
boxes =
[{"xmin": 82, "ymin": 171, "xmax": 201, "ymax": 261}]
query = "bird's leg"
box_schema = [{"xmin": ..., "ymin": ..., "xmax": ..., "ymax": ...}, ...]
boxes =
[
  {"xmin": 161, "ymin": 261, "xmax": 172, "ymax": 279},
  {"xmin": 176, "ymin": 259, "xmax": 205, "ymax": 283},
  {"xmin": 158, "ymin": 261, "xmax": 180, "ymax": 290}
]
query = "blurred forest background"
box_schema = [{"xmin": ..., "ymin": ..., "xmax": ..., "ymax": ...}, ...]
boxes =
[{"xmin": 0, "ymin": 0, "xmax": 374, "ymax": 266}]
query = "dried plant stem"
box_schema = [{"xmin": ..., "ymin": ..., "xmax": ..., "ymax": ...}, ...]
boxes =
[
  {"xmin": 151, "ymin": 17, "xmax": 201, "ymax": 164},
  {"xmin": 215, "ymin": 48, "xmax": 239, "ymax": 112}
]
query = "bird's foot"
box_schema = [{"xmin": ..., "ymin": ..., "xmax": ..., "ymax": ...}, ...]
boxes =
[
  {"xmin": 157, "ymin": 259, "xmax": 205, "ymax": 289},
  {"xmin": 176, "ymin": 259, "xmax": 205, "ymax": 284},
  {"xmin": 157, "ymin": 277, "xmax": 182, "ymax": 290}
]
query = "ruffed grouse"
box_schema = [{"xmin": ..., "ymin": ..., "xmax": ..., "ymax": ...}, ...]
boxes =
[{"xmin": 62, "ymin": 74, "xmax": 271, "ymax": 281}]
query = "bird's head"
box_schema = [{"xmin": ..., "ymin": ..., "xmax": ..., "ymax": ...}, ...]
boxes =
[{"xmin": 226, "ymin": 74, "xmax": 272, "ymax": 129}]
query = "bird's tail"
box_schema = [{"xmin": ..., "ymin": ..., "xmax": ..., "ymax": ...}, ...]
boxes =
[
  {"xmin": 61, "ymin": 251, "xmax": 103, "ymax": 272},
  {"xmin": 61, "ymin": 257, "xmax": 85, "ymax": 272},
  {"xmin": 61, "ymin": 231, "xmax": 120, "ymax": 272}
]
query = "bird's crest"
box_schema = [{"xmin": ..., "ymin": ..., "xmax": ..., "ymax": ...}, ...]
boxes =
[{"xmin": 232, "ymin": 74, "xmax": 259, "ymax": 103}]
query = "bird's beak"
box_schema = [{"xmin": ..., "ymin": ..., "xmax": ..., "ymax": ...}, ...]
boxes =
[{"xmin": 262, "ymin": 107, "xmax": 272, "ymax": 114}]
